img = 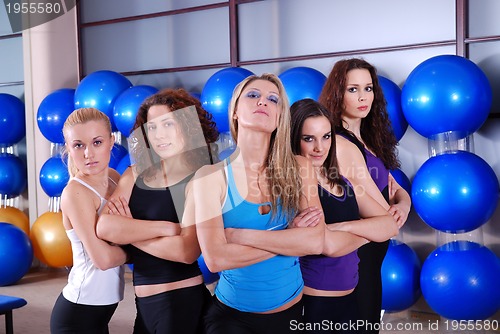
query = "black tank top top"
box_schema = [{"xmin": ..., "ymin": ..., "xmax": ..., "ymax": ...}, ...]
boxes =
[
  {"xmin": 318, "ymin": 177, "xmax": 359, "ymax": 224},
  {"xmin": 125, "ymin": 174, "xmax": 201, "ymax": 285}
]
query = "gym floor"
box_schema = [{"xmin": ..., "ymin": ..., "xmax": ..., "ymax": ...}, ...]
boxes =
[{"xmin": 0, "ymin": 267, "xmax": 498, "ymax": 333}]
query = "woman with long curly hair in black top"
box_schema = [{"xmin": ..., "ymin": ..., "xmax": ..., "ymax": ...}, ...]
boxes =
[
  {"xmin": 96, "ymin": 88, "xmax": 218, "ymax": 333},
  {"xmin": 319, "ymin": 58, "xmax": 411, "ymax": 333}
]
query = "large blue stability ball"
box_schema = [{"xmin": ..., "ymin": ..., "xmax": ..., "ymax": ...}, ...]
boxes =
[
  {"xmin": 401, "ymin": 55, "xmax": 492, "ymax": 139},
  {"xmin": 37, "ymin": 88, "xmax": 75, "ymax": 144},
  {"xmin": 420, "ymin": 240, "xmax": 500, "ymax": 320},
  {"xmin": 378, "ymin": 76, "xmax": 408, "ymax": 141},
  {"xmin": 381, "ymin": 239, "xmax": 421, "ymax": 312},
  {"xmin": 412, "ymin": 151, "xmax": 499, "ymax": 233},
  {"xmin": 0, "ymin": 93, "xmax": 26, "ymax": 146},
  {"xmin": 39, "ymin": 156, "xmax": 70, "ymax": 198},
  {"xmin": 113, "ymin": 85, "xmax": 158, "ymax": 137},
  {"xmin": 0, "ymin": 223, "xmax": 33, "ymax": 286},
  {"xmin": 201, "ymin": 67, "xmax": 254, "ymax": 133},
  {"xmin": 0, "ymin": 153, "xmax": 27, "ymax": 198},
  {"xmin": 279, "ymin": 66, "xmax": 326, "ymax": 105},
  {"xmin": 74, "ymin": 70, "xmax": 133, "ymax": 132}
]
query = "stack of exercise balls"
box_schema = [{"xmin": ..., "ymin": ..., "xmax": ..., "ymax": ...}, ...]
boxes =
[
  {"xmin": 402, "ymin": 55, "xmax": 500, "ymax": 320},
  {"xmin": 0, "ymin": 93, "xmax": 32, "ymax": 285},
  {"xmin": 376, "ymin": 76, "xmax": 420, "ymax": 312},
  {"xmin": 33, "ymin": 88, "xmax": 74, "ymax": 268}
]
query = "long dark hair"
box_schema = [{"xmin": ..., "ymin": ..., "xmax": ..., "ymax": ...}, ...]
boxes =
[
  {"xmin": 290, "ymin": 98, "xmax": 341, "ymax": 188},
  {"xmin": 319, "ymin": 58, "xmax": 400, "ymax": 170}
]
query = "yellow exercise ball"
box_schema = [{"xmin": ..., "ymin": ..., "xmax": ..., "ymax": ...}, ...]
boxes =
[
  {"xmin": 0, "ymin": 206, "xmax": 30, "ymax": 235},
  {"xmin": 30, "ymin": 211, "xmax": 72, "ymax": 267}
]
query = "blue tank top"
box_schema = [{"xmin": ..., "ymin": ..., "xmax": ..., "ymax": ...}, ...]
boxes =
[
  {"xmin": 300, "ymin": 177, "xmax": 360, "ymax": 291},
  {"xmin": 126, "ymin": 174, "xmax": 201, "ymax": 286},
  {"xmin": 214, "ymin": 161, "xmax": 303, "ymax": 312}
]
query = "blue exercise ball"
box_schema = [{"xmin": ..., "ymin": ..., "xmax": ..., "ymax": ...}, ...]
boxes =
[
  {"xmin": 39, "ymin": 156, "xmax": 70, "ymax": 197},
  {"xmin": 109, "ymin": 144, "xmax": 128, "ymax": 169},
  {"xmin": 201, "ymin": 67, "xmax": 254, "ymax": 133},
  {"xmin": 197, "ymin": 254, "xmax": 219, "ymax": 284},
  {"xmin": 37, "ymin": 88, "xmax": 75, "ymax": 144},
  {"xmin": 420, "ymin": 241, "xmax": 500, "ymax": 320},
  {"xmin": 74, "ymin": 70, "xmax": 133, "ymax": 132},
  {"xmin": 0, "ymin": 153, "xmax": 27, "ymax": 198},
  {"xmin": 378, "ymin": 76, "xmax": 408, "ymax": 141},
  {"xmin": 113, "ymin": 85, "xmax": 158, "ymax": 137},
  {"xmin": 279, "ymin": 67, "xmax": 326, "ymax": 105},
  {"xmin": 0, "ymin": 222, "xmax": 33, "ymax": 286},
  {"xmin": 390, "ymin": 168, "xmax": 411, "ymax": 196},
  {"xmin": 0, "ymin": 94, "xmax": 25, "ymax": 146},
  {"xmin": 115, "ymin": 153, "xmax": 131, "ymax": 175},
  {"xmin": 402, "ymin": 55, "xmax": 492, "ymax": 139},
  {"xmin": 381, "ymin": 239, "xmax": 421, "ymax": 312},
  {"xmin": 412, "ymin": 151, "xmax": 499, "ymax": 233}
]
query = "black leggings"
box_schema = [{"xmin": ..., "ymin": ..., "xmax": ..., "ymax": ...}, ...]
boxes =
[
  {"xmin": 50, "ymin": 293, "xmax": 118, "ymax": 334},
  {"xmin": 354, "ymin": 240, "xmax": 389, "ymax": 334},
  {"xmin": 204, "ymin": 295, "xmax": 304, "ymax": 334},
  {"xmin": 303, "ymin": 293, "xmax": 359, "ymax": 333},
  {"xmin": 133, "ymin": 284, "xmax": 212, "ymax": 334}
]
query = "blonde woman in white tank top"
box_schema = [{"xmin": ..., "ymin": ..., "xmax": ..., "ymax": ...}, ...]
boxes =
[{"xmin": 50, "ymin": 108, "xmax": 128, "ymax": 334}]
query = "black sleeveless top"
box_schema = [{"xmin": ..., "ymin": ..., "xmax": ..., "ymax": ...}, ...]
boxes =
[
  {"xmin": 318, "ymin": 177, "xmax": 360, "ymax": 224},
  {"xmin": 125, "ymin": 174, "xmax": 201, "ymax": 285}
]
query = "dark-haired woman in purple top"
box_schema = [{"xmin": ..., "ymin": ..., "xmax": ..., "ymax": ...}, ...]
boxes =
[
  {"xmin": 319, "ymin": 58, "xmax": 411, "ymax": 333},
  {"xmin": 290, "ymin": 99, "xmax": 398, "ymax": 333}
]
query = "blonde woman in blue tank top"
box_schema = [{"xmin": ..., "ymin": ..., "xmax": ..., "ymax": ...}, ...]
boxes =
[
  {"xmin": 50, "ymin": 108, "xmax": 127, "ymax": 333},
  {"xmin": 192, "ymin": 74, "xmax": 325, "ymax": 334}
]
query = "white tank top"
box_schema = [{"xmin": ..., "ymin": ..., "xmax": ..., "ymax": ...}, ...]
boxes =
[{"xmin": 62, "ymin": 177, "xmax": 125, "ymax": 306}]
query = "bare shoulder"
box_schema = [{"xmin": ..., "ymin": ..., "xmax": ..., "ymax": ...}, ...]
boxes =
[
  {"xmin": 294, "ymin": 154, "xmax": 311, "ymax": 168},
  {"xmin": 336, "ymin": 135, "xmax": 357, "ymax": 153},
  {"xmin": 194, "ymin": 160, "xmax": 225, "ymax": 180},
  {"xmin": 108, "ymin": 168, "xmax": 121, "ymax": 184},
  {"xmin": 60, "ymin": 180, "xmax": 95, "ymax": 211},
  {"xmin": 294, "ymin": 155, "xmax": 315, "ymax": 179}
]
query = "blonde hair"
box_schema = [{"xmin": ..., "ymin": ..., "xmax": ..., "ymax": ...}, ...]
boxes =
[
  {"xmin": 62, "ymin": 108, "xmax": 112, "ymax": 177},
  {"xmin": 228, "ymin": 73, "xmax": 302, "ymax": 221}
]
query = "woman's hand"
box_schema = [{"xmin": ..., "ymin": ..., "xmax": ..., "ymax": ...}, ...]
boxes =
[
  {"xmin": 107, "ymin": 196, "xmax": 132, "ymax": 218},
  {"xmin": 388, "ymin": 203, "xmax": 409, "ymax": 229},
  {"xmin": 290, "ymin": 206, "xmax": 323, "ymax": 228}
]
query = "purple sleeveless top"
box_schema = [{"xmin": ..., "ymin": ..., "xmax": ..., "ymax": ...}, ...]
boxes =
[
  {"xmin": 300, "ymin": 178, "xmax": 360, "ymax": 291},
  {"xmin": 364, "ymin": 149, "xmax": 390, "ymax": 202}
]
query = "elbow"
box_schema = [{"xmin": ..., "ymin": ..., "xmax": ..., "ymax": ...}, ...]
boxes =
[
  {"xmin": 92, "ymin": 249, "xmax": 126, "ymax": 271},
  {"xmin": 179, "ymin": 249, "xmax": 202, "ymax": 265},
  {"xmin": 93, "ymin": 256, "xmax": 118, "ymax": 271},
  {"xmin": 202, "ymin": 254, "xmax": 225, "ymax": 273},
  {"xmin": 373, "ymin": 220, "xmax": 399, "ymax": 242},
  {"xmin": 96, "ymin": 215, "xmax": 113, "ymax": 241},
  {"xmin": 305, "ymin": 229, "xmax": 325, "ymax": 256}
]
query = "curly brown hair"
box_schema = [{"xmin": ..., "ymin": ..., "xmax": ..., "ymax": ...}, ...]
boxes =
[
  {"xmin": 131, "ymin": 88, "xmax": 219, "ymax": 177},
  {"xmin": 319, "ymin": 58, "xmax": 400, "ymax": 170}
]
